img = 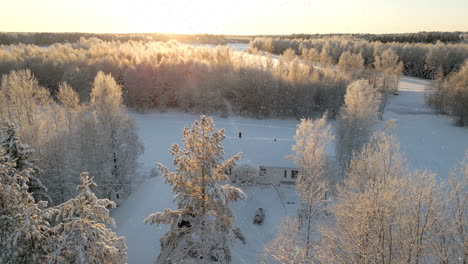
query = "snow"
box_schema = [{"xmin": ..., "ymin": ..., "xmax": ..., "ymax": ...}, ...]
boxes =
[
  {"xmin": 384, "ymin": 76, "xmax": 468, "ymax": 180},
  {"xmin": 113, "ymin": 76, "xmax": 468, "ymax": 263},
  {"xmin": 190, "ymin": 43, "xmax": 249, "ymax": 52}
]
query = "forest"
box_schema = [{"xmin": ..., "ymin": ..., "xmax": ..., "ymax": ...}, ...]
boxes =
[
  {"xmin": 0, "ymin": 38, "xmax": 355, "ymax": 118},
  {"xmin": 0, "ymin": 30, "xmax": 467, "ymax": 264},
  {"xmin": 249, "ymin": 36, "xmax": 468, "ymax": 79}
]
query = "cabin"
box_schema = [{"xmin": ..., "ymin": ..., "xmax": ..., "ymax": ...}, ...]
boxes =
[{"xmin": 226, "ymin": 163, "xmax": 299, "ymax": 186}]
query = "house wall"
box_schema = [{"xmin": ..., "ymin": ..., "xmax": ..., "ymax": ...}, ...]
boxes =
[
  {"xmin": 228, "ymin": 165, "xmax": 299, "ymax": 186},
  {"xmin": 262, "ymin": 166, "xmax": 298, "ymax": 185}
]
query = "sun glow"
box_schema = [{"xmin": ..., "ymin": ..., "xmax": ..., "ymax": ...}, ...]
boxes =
[
  {"xmin": 1, "ymin": 0, "xmax": 467, "ymax": 34},
  {"xmin": 109, "ymin": 0, "xmax": 245, "ymax": 34}
]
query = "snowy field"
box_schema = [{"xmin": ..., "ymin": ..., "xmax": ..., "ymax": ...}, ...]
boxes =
[{"xmin": 113, "ymin": 76, "xmax": 468, "ymax": 264}]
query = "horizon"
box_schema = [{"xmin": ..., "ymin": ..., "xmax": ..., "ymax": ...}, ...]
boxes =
[{"xmin": 1, "ymin": 30, "xmax": 466, "ymax": 36}]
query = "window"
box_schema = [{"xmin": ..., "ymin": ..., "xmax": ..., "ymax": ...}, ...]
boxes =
[
  {"xmin": 291, "ymin": 170, "xmax": 299, "ymax": 179},
  {"xmin": 225, "ymin": 168, "xmax": 232, "ymax": 175},
  {"xmin": 284, "ymin": 170, "xmax": 287, "ymax": 178}
]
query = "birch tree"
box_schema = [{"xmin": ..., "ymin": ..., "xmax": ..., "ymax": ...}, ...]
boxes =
[
  {"xmin": 89, "ymin": 71, "xmax": 143, "ymax": 199},
  {"xmin": 335, "ymin": 79, "xmax": 380, "ymax": 176},
  {"xmin": 315, "ymin": 132, "xmax": 444, "ymax": 263},
  {"xmin": 261, "ymin": 216, "xmax": 308, "ymax": 264},
  {"xmin": 289, "ymin": 113, "xmax": 333, "ymax": 256}
]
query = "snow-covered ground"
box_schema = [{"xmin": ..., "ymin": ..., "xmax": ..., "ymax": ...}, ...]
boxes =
[
  {"xmin": 113, "ymin": 76, "xmax": 468, "ymax": 264},
  {"xmin": 190, "ymin": 43, "xmax": 249, "ymax": 52},
  {"xmin": 384, "ymin": 76, "xmax": 468, "ymax": 180}
]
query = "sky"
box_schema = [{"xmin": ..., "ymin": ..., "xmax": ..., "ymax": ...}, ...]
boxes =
[{"xmin": 0, "ymin": 0, "xmax": 467, "ymax": 35}]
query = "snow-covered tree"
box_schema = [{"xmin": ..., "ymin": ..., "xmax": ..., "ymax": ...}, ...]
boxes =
[
  {"xmin": 374, "ymin": 48, "xmax": 403, "ymax": 119},
  {"xmin": 315, "ymin": 132, "xmax": 444, "ymax": 263},
  {"xmin": 89, "ymin": 71, "xmax": 143, "ymax": 199},
  {"xmin": 145, "ymin": 115, "xmax": 246, "ymax": 264},
  {"xmin": 289, "ymin": 113, "xmax": 333, "ymax": 256},
  {"xmin": 0, "ymin": 69, "xmax": 51, "ymax": 146},
  {"xmin": 56, "ymin": 81, "xmax": 80, "ymax": 131},
  {"xmin": 335, "ymin": 79, "xmax": 380, "ymax": 176},
  {"xmin": 1, "ymin": 121, "xmax": 49, "ymax": 202},
  {"xmin": 338, "ymin": 51, "xmax": 364, "ymax": 71},
  {"xmin": 47, "ymin": 173, "xmax": 127, "ymax": 264},
  {"xmin": 374, "ymin": 49, "xmax": 403, "ymax": 92},
  {"xmin": 261, "ymin": 216, "xmax": 308, "ymax": 264},
  {"xmin": 0, "ymin": 151, "xmax": 52, "ymax": 264},
  {"xmin": 430, "ymin": 152, "xmax": 467, "ymax": 263}
]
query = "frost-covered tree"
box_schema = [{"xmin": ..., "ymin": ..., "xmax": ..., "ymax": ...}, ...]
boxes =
[
  {"xmin": 315, "ymin": 132, "xmax": 444, "ymax": 263},
  {"xmin": 430, "ymin": 152, "xmax": 467, "ymax": 263},
  {"xmin": 374, "ymin": 49, "xmax": 404, "ymax": 118},
  {"xmin": 89, "ymin": 71, "xmax": 143, "ymax": 199},
  {"xmin": 145, "ymin": 115, "xmax": 246, "ymax": 264},
  {"xmin": 56, "ymin": 81, "xmax": 80, "ymax": 131},
  {"xmin": 47, "ymin": 173, "xmax": 127, "ymax": 264},
  {"xmin": 261, "ymin": 216, "xmax": 308, "ymax": 264},
  {"xmin": 0, "ymin": 69, "xmax": 51, "ymax": 146},
  {"xmin": 429, "ymin": 60, "xmax": 468, "ymax": 126},
  {"xmin": 1, "ymin": 121, "xmax": 49, "ymax": 202},
  {"xmin": 289, "ymin": 113, "xmax": 333, "ymax": 256},
  {"xmin": 335, "ymin": 79, "xmax": 380, "ymax": 176},
  {"xmin": 0, "ymin": 151, "xmax": 52, "ymax": 264},
  {"xmin": 338, "ymin": 51, "xmax": 364, "ymax": 71}
]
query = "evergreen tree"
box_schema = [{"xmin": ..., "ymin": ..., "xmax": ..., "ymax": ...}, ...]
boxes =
[
  {"xmin": 1, "ymin": 121, "xmax": 49, "ymax": 202},
  {"xmin": 47, "ymin": 173, "xmax": 127, "ymax": 264},
  {"xmin": 145, "ymin": 115, "xmax": 246, "ymax": 264},
  {"xmin": 0, "ymin": 151, "xmax": 52, "ymax": 264}
]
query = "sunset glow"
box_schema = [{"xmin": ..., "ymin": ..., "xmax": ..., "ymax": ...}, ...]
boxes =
[{"xmin": 1, "ymin": 0, "xmax": 467, "ymax": 34}]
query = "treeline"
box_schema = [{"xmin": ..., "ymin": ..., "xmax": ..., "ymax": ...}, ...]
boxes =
[
  {"xmin": 0, "ymin": 69, "xmax": 142, "ymax": 205},
  {"xmin": 249, "ymin": 36, "xmax": 468, "ymax": 79},
  {"xmin": 359, "ymin": 31, "xmax": 466, "ymax": 43},
  {"xmin": 256, "ymin": 31, "xmax": 466, "ymax": 44},
  {"xmin": 428, "ymin": 60, "xmax": 468, "ymax": 126},
  {"xmin": 0, "ymin": 32, "xmax": 245, "ymax": 46},
  {"xmin": 0, "ymin": 38, "xmax": 355, "ymax": 119}
]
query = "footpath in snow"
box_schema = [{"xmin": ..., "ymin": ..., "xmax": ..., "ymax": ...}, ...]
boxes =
[{"xmin": 113, "ymin": 76, "xmax": 468, "ymax": 264}]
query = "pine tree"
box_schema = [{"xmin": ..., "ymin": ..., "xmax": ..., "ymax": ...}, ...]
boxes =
[
  {"xmin": 145, "ymin": 115, "xmax": 246, "ymax": 264},
  {"xmin": 47, "ymin": 173, "xmax": 127, "ymax": 264},
  {"xmin": 0, "ymin": 121, "xmax": 49, "ymax": 202},
  {"xmin": 0, "ymin": 150, "xmax": 52, "ymax": 264}
]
